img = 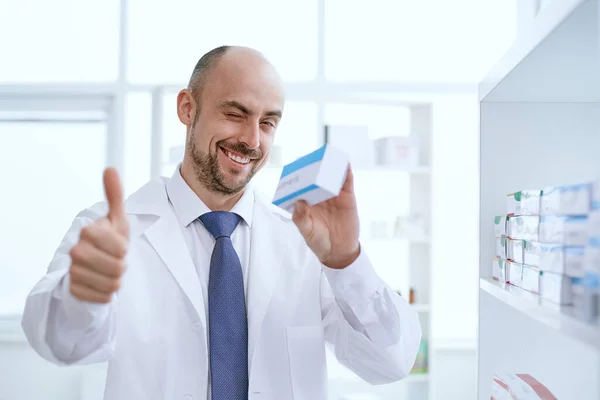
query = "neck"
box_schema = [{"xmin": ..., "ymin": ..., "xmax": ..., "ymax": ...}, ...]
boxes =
[{"xmin": 180, "ymin": 161, "xmax": 244, "ymax": 211}]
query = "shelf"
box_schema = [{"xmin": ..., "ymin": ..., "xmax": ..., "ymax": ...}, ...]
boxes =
[
  {"xmin": 410, "ymin": 303, "xmax": 430, "ymax": 313},
  {"xmin": 362, "ymin": 236, "xmax": 430, "ymax": 245},
  {"xmin": 0, "ymin": 314, "xmax": 26, "ymax": 343},
  {"xmin": 479, "ymin": 0, "xmax": 599, "ymax": 102},
  {"xmin": 480, "ymin": 277, "xmax": 600, "ymax": 351},
  {"xmin": 430, "ymin": 338, "xmax": 477, "ymax": 352}
]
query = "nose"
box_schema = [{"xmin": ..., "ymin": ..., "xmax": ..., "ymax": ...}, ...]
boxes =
[{"xmin": 239, "ymin": 121, "xmax": 260, "ymax": 150}]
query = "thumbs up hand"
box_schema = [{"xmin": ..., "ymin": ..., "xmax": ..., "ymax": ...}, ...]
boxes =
[{"xmin": 68, "ymin": 168, "xmax": 129, "ymax": 303}]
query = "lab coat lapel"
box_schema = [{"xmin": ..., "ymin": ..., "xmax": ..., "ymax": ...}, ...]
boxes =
[
  {"xmin": 247, "ymin": 193, "xmax": 291, "ymax": 371},
  {"xmin": 144, "ymin": 214, "xmax": 205, "ymax": 327},
  {"xmin": 126, "ymin": 179, "xmax": 206, "ymax": 328}
]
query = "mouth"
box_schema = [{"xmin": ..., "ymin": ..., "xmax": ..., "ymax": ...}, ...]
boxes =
[{"xmin": 219, "ymin": 146, "xmax": 252, "ymax": 166}]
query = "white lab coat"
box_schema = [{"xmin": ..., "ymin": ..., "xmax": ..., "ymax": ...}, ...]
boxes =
[{"xmin": 21, "ymin": 177, "xmax": 422, "ymax": 400}]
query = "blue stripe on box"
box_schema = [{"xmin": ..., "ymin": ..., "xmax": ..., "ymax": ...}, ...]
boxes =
[
  {"xmin": 280, "ymin": 145, "xmax": 326, "ymax": 178},
  {"xmin": 273, "ymin": 184, "xmax": 320, "ymax": 206}
]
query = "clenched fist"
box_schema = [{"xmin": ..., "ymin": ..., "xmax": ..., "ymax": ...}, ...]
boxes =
[{"xmin": 68, "ymin": 168, "xmax": 129, "ymax": 303}]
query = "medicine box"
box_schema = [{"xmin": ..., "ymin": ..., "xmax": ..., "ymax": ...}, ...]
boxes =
[
  {"xmin": 506, "ymin": 260, "xmax": 523, "ymax": 286},
  {"xmin": 584, "ymin": 236, "xmax": 600, "ymax": 274},
  {"xmin": 539, "ymin": 244, "xmax": 585, "ymax": 278},
  {"xmin": 523, "ymin": 241, "xmax": 541, "ymax": 267},
  {"xmin": 496, "ymin": 237, "xmax": 507, "ymax": 259},
  {"xmin": 540, "ymin": 271, "xmax": 574, "ymax": 305},
  {"xmin": 541, "ymin": 183, "xmax": 591, "ymax": 215},
  {"xmin": 539, "ymin": 215, "xmax": 588, "ymax": 246},
  {"xmin": 572, "ymin": 277, "xmax": 585, "ymax": 311},
  {"xmin": 589, "ymin": 210, "xmax": 600, "ymax": 237},
  {"xmin": 583, "ymin": 272, "xmax": 599, "ymax": 322},
  {"xmin": 492, "ymin": 257, "xmax": 507, "ymax": 282},
  {"xmin": 272, "ymin": 144, "xmax": 349, "ymax": 213},
  {"xmin": 492, "ymin": 373, "xmax": 557, "ymax": 400},
  {"xmin": 507, "ymin": 238, "xmax": 524, "ymax": 263},
  {"xmin": 507, "ymin": 216, "xmax": 539, "ymax": 241},
  {"xmin": 373, "ymin": 135, "xmax": 419, "ymax": 167},
  {"xmin": 520, "ymin": 265, "xmax": 541, "ymax": 294},
  {"xmin": 494, "ymin": 215, "xmax": 508, "ymax": 237},
  {"xmin": 507, "ymin": 190, "xmax": 541, "ymax": 216}
]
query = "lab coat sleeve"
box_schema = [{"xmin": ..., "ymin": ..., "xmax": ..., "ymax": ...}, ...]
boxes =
[
  {"xmin": 320, "ymin": 246, "xmax": 422, "ymax": 385},
  {"xmin": 21, "ymin": 203, "xmax": 117, "ymax": 366}
]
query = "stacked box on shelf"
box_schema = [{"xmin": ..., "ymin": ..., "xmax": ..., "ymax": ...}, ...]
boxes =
[
  {"xmin": 503, "ymin": 190, "xmax": 542, "ymax": 293},
  {"xmin": 584, "ymin": 183, "xmax": 600, "ymax": 323},
  {"xmin": 538, "ymin": 183, "xmax": 591, "ymax": 310},
  {"xmin": 492, "ymin": 216, "xmax": 508, "ymax": 283}
]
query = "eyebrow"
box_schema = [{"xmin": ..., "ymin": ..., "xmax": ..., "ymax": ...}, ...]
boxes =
[{"xmin": 219, "ymin": 100, "xmax": 282, "ymax": 119}]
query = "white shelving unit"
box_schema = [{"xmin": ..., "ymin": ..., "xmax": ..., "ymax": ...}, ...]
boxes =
[{"xmin": 478, "ymin": 1, "xmax": 600, "ymax": 399}]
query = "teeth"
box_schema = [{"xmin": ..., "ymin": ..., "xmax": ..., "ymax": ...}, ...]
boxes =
[{"xmin": 224, "ymin": 149, "xmax": 250, "ymax": 164}]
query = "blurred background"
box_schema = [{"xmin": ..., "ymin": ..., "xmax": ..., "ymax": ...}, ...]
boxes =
[{"xmin": 0, "ymin": 0, "xmax": 518, "ymax": 399}]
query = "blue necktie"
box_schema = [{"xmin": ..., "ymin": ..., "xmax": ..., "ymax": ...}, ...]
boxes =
[{"xmin": 199, "ymin": 211, "xmax": 248, "ymax": 400}]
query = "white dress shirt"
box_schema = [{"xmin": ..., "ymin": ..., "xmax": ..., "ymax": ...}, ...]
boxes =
[{"xmin": 165, "ymin": 167, "xmax": 254, "ymax": 311}]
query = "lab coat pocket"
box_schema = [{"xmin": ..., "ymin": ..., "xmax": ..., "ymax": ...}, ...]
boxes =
[{"xmin": 286, "ymin": 326, "xmax": 328, "ymax": 400}]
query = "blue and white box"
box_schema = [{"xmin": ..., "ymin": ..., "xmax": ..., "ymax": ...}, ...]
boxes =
[
  {"xmin": 272, "ymin": 145, "xmax": 349, "ymax": 213},
  {"xmin": 541, "ymin": 182, "xmax": 591, "ymax": 215},
  {"xmin": 538, "ymin": 215, "xmax": 588, "ymax": 246},
  {"xmin": 539, "ymin": 244, "xmax": 585, "ymax": 277}
]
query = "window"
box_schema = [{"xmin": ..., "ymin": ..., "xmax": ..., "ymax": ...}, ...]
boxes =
[
  {"xmin": 0, "ymin": 0, "xmax": 120, "ymax": 83},
  {"xmin": 124, "ymin": 93, "xmax": 152, "ymax": 196},
  {"xmin": 127, "ymin": 0, "xmax": 318, "ymax": 84},
  {"xmin": 324, "ymin": 0, "xmax": 516, "ymax": 82},
  {"xmin": 0, "ymin": 120, "xmax": 106, "ymax": 315}
]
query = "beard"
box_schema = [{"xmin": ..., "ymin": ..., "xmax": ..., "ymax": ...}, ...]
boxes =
[{"xmin": 187, "ymin": 131, "xmax": 262, "ymax": 195}]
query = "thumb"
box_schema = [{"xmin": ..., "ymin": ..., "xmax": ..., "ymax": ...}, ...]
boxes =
[
  {"xmin": 292, "ymin": 201, "xmax": 313, "ymax": 240},
  {"xmin": 103, "ymin": 167, "xmax": 129, "ymax": 236}
]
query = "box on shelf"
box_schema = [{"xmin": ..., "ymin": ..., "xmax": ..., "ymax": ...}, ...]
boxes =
[
  {"xmin": 507, "ymin": 190, "xmax": 541, "ymax": 216},
  {"xmin": 507, "ymin": 239, "xmax": 524, "ymax": 263},
  {"xmin": 541, "ymin": 183, "xmax": 591, "ymax": 215},
  {"xmin": 491, "ymin": 373, "xmax": 557, "ymax": 400},
  {"xmin": 583, "ymin": 272, "xmax": 599, "ymax": 322},
  {"xmin": 520, "ymin": 265, "xmax": 541, "ymax": 294},
  {"xmin": 493, "ymin": 258, "xmax": 507, "ymax": 282},
  {"xmin": 538, "ymin": 215, "xmax": 588, "ymax": 246},
  {"xmin": 572, "ymin": 277, "xmax": 585, "ymax": 312},
  {"xmin": 584, "ymin": 236, "xmax": 600, "ymax": 273},
  {"xmin": 506, "ymin": 260, "xmax": 523, "ymax": 286},
  {"xmin": 496, "ymin": 237, "xmax": 508, "ymax": 259},
  {"xmin": 523, "ymin": 241, "xmax": 542, "ymax": 267},
  {"xmin": 272, "ymin": 144, "xmax": 349, "ymax": 213},
  {"xmin": 494, "ymin": 215, "xmax": 508, "ymax": 237},
  {"xmin": 540, "ymin": 271, "xmax": 574, "ymax": 305},
  {"xmin": 589, "ymin": 210, "xmax": 600, "ymax": 237},
  {"xmin": 373, "ymin": 135, "xmax": 419, "ymax": 167},
  {"xmin": 539, "ymin": 244, "xmax": 585, "ymax": 277},
  {"xmin": 507, "ymin": 216, "xmax": 539, "ymax": 241}
]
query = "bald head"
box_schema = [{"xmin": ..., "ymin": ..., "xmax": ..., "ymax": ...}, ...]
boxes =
[{"xmin": 188, "ymin": 46, "xmax": 284, "ymax": 105}]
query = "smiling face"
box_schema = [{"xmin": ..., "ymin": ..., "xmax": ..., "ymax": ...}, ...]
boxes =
[{"xmin": 178, "ymin": 47, "xmax": 285, "ymax": 195}]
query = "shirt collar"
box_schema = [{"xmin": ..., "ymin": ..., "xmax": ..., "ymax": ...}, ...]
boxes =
[{"xmin": 166, "ymin": 165, "xmax": 254, "ymax": 228}]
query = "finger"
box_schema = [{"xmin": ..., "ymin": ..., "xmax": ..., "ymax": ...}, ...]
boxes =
[
  {"xmin": 341, "ymin": 163, "xmax": 354, "ymax": 193},
  {"xmin": 80, "ymin": 222, "xmax": 128, "ymax": 258},
  {"xmin": 69, "ymin": 241, "xmax": 126, "ymax": 279},
  {"xmin": 292, "ymin": 200, "xmax": 314, "ymax": 239},
  {"xmin": 103, "ymin": 167, "xmax": 129, "ymax": 236},
  {"xmin": 69, "ymin": 264, "xmax": 121, "ymax": 294},
  {"xmin": 69, "ymin": 282, "xmax": 113, "ymax": 304}
]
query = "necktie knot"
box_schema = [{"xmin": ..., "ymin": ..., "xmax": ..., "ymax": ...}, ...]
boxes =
[{"xmin": 199, "ymin": 211, "xmax": 241, "ymax": 239}]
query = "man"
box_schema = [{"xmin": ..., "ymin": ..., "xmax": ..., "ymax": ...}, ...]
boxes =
[{"xmin": 21, "ymin": 46, "xmax": 421, "ymax": 400}]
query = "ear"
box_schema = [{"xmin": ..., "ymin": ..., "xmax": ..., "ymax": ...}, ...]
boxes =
[{"xmin": 176, "ymin": 89, "xmax": 196, "ymax": 127}]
